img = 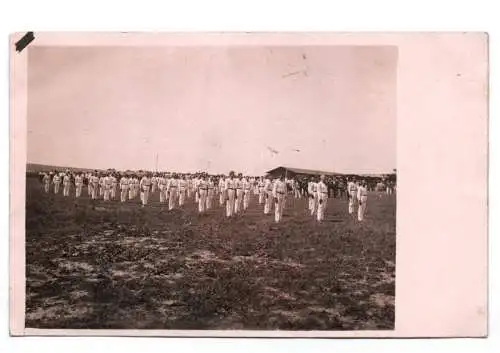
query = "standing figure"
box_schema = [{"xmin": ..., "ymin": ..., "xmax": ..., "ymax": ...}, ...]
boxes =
[
  {"xmin": 140, "ymin": 173, "xmax": 152, "ymax": 206},
  {"xmin": 219, "ymin": 176, "xmax": 226, "ymax": 206},
  {"xmin": 90, "ymin": 173, "xmax": 99, "ymax": 199},
  {"xmin": 316, "ymin": 175, "xmax": 329, "ymax": 222},
  {"xmin": 62, "ymin": 173, "xmax": 71, "ymax": 197},
  {"xmin": 151, "ymin": 174, "xmax": 158, "ymax": 193},
  {"xmin": 347, "ymin": 178, "xmax": 358, "ymax": 215},
  {"xmin": 99, "ymin": 174, "xmax": 105, "ymax": 197},
  {"xmin": 357, "ymin": 180, "xmax": 368, "ymax": 221},
  {"xmin": 111, "ymin": 174, "xmax": 118, "ymax": 200},
  {"xmin": 178, "ymin": 176, "xmax": 187, "ymax": 206},
  {"xmin": 206, "ymin": 176, "xmax": 215, "ymax": 210},
  {"xmin": 75, "ymin": 173, "xmax": 84, "ymax": 198},
  {"xmin": 273, "ymin": 175, "xmax": 286, "ymax": 222},
  {"xmin": 263, "ymin": 175, "xmax": 274, "ymax": 214},
  {"xmin": 167, "ymin": 174, "xmax": 179, "ymax": 210},
  {"xmin": 158, "ymin": 175, "xmax": 166, "ymax": 203},
  {"xmin": 120, "ymin": 175, "xmax": 129, "ymax": 202},
  {"xmin": 307, "ymin": 177, "xmax": 318, "ymax": 216},
  {"xmin": 194, "ymin": 175, "xmax": 200, "ymax": 203},
  {"xmin": 187, "ymin": 176, "xmax": 193, "ymax": 199},
  {"xmin": 42, "ymin": 173, "xmax": 51, "ymax": 193},
  {"xmin": 103, "ymin": 173, "xmax": 113, "ymax": 201},
  {"xmin": 258, "ymin": 177, "xmax": 265, "ymax": 204},
  {"xmin": 224, "ymin": 171, "xmax": 236, "ymax": 217},
  {"xmin": 234, "ymin": 173, "xmax": 244, "ymax": 215},
  {"xmin": 243, "ymin": 176, "xmax": 252, "ymax": 210},
  {"xmin": 293, "ymin": 179, "xmax": 301, "ymax": 199},
  {"xmin": 197, "ymin": 175, "xmax": 208, "ymax": 213},
  {"xmin": 53, "ymin": 173, "xmax": 61, "ymax": 194}
]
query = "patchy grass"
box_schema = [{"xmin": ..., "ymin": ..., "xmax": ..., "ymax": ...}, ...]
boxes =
[{"xmin": 25, "ymin": 178, "xmax": 395, "ymax": 330}]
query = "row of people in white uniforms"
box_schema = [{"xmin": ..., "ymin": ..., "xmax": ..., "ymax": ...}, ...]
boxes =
[
  {"xmin": 41, "ymin": 172, "xmax": 118, "ymax": 200},
  {"xmin": 305, "ymin": 176, "xmax": 369, "ymax": 222}
]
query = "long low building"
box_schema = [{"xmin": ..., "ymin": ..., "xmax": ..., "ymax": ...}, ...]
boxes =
[
  {"xmin": 266, "ymin": 166, "xmax": 344, "ymax": 178},
  {"xmin": 266, "ymin": 166, "xmax": 396, "ymax": 181}
]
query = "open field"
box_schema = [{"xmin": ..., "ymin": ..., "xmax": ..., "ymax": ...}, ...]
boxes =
[{"xmin": 25, "ymin": 177, "xmax": 396, "ymax": 330}]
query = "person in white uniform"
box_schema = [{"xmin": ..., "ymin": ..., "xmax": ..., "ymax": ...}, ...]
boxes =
[
  {"xmin": 75, "ymin": 173, "xmax": 84, "ymax": 198},
  {"xmin": 140, "ymin": 173, "xmax": 152, "ymax": 206},
  {"xmin": 158, "ymin": 174, "xmax": 166, "ymax": 203},
  {"xmin": 178, "ymin": 176, "xmax": 187, "ymax": 206},
  {"xmin": 243, "ymin": 176, "xmax": 252, "ymax": 210},
  {"xmin": 307, "ymin": 177, "xmax": 318, "ymax": 216},
  {"xmin": 103, "ymin": 173, "xmax": 113, "ymax": 201},
  {"xmin": 316, "ymin": 175, "xmax": 329, "ymax": 222},
  {"xmin": 224, "ymin": 172, "xmax": 237, "ymax": 217},
  {"xmin": 234, "ymin": 173, "xmax": 244, "ymax": 214},
  {"xmin": 197, "ymin": 175, "xmax": 208, "ymax": 213},
  {"xmin": 263, "ymin": 175, "xmax": 274, "ymax": 215},
  {"xmin": 347, "ymin": 178, "xmax": 358, "ymax": 215},
  {"xmin": 119, "ymin": 175, "xmax": 129, "ymax": 202},
  {"xmin": 258, "ymin": 177, "xmax": 265, "ymax": 204},
  {"xmin": 219, "ymin": 176, "xmax": 226, "ymax": 206},
  {"xmin": 111, "ymin": 174, "xmax": 118, "ymax": 200},
  {"xmin": 206, "ymin": 176, "xmax": 215, "ymax": 210},
  {"xmin": 167, "ymin": 174, "xmax": 179, "ymax": 210},
  {"xmin": 62, "ymin": 173, "xmax": 71, "ymax": 197},
  {"xmin": 42, "ymin": 173, "xmax": 51, "ymax": 193},
  {"xmin": 357, "ymin": 180, "xmax": 368, "ymax": 221},
  {"xmin": 53, "ymin": 173, "xmax": 62, "ymax": 194},
  {"xmin": 273, "ymin": 175, "xmax": 286, "ymax": 222}
]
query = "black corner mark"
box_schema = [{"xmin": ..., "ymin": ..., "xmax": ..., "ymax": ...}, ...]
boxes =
[{"xmin": 15, "ymin": 32, "xmax": 35, "ymax": 53}]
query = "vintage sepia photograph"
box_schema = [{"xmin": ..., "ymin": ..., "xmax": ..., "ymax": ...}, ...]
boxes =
[{"xmin": 23, "ymin": 42, "xmax": 397, "ymax": 331}]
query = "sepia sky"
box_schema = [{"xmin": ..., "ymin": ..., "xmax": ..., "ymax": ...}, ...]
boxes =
[{"xmin": 27, "ymin": 45, "xmax": 397, "ymax": 175}]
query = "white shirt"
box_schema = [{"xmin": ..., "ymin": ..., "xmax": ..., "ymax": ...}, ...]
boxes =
[
  {"xmin": 120, "ymin": 177, "xmax": 129, "ymax": 188},
  {"xmin": 348, "ymin": 181, "xmax": 358, "ymax": 193},
  {"xmin": 308, "ymin": 181, "xmax": 317, "ymax": 194},
  {"xmin": 273, "ymin": 180, "xmax": 286, "ymax": 197},
  {"xmin": 316, "ymin": 181, "xmax": 328, "ymax": 198},
  {"xmin": 225, "ymin": 177, "xmax": 236, "ymax": 190},
  {"xmin": 357, "ymin": 185, "xmax": 368, "ymax": 199},
  {"xmin": 75, "ymin": 175, "xmax": 83, "ymax": 185}
]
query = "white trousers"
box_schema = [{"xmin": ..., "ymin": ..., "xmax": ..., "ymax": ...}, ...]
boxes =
[
  {"xmin": 243, "ymin": 190, "xmax": 250, "ymax": 210},
  {"xmin": 120, "ymin": 187, "xmax": 128, "ymax": 202},
  {"xmin": 317, "ymin": 193, "xmax": 328, "ymax": 222},
  {"xmin": 235, "ymin": 189, "xmax": 244, "ymax": 214},
  {"xmin": 348, "ymin": 192, "xmax": 357, "ymax": 214},
  {"xmin": 159, "ymin": 186, "xmax": 165, "ymax": 203},
  {"xmin": 44, "ymin": 183, "xmax": 50, "ymax": 193},
  {"xmin": 111, "ymin": 185, "xmax": 117, "ymax": 199},
  {"xmin": 198, "ymin": 189, "xmax": 207, "ymax": 213},
  {"xmin": 258, "ymin": 189, "xmax": 265, "ymax": 204},
  {"xmin": 219, "ymin": 190, "xmax": 226, "ymax": 206},
  {"xmin": 168, "ymin": 188, "xmax": 178, "ymax": 210},
  {"xmin": 308, "ymin": 194, "xmax": 317, "ymax": 216},
  {"xmin": 226, "ymin": 189, "xmax": 235, "ymax": 217},
  {"xmin": 207, "ymin": 189, "xmax": 214, "ymax": 209},
  {"xmin": 274, "ymin": 193, "xmax": 285, "ymax": 222},
  {"xmin": 264, "ymin": 191, "xmax": 273, "ymax": 214},
  {"xmin": 91, "ymin": 183, "xmax": 98, "ymax": 199},
  {"xmin": 358, "ymin": 196, "xmax": 367, "ymax": 221},
  {"xmin": 141, "ymin": 186, "xmax": 150, "ymax": 205},
  {"xmin": 54, "ymin": 183, "xmax": 60, "ymax": 194},
  {"xmin": 76, "ymin": 184, "xmax": 83, "ymax": 198},
  {"xmin": 179, "ymin": 189, "xmax": 186, "ymax": 206},
  {"xmin": 63, "ymin": 183, "xmax": 69, "ymax": 195}
]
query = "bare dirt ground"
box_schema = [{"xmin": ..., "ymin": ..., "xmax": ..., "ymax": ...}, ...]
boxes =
[{"xmin": 25, "ymin": 178, "xmax": 396, "ymax": 330}]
